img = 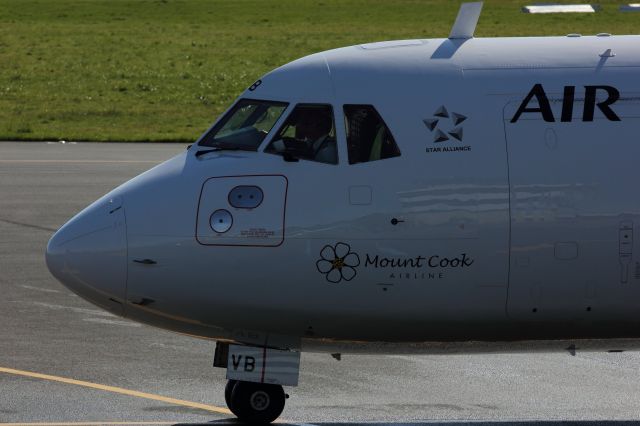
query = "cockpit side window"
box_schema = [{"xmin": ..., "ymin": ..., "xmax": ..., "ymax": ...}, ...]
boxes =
[
  {"xmin": 344, "ymin": 105, "xmax": 401, "ymax": 164},
  {"xmin": 265, "ymin": 104, "xmax": 338, "ymax": 165},
  {"xmin": 198, "ymin": 99, "xmax": 288, "ymax": 150}
]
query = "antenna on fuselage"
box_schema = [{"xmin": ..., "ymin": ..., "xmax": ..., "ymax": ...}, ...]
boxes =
[{"xmin": 449, "ymin": 2, "xmax": 483, "ymax": 40}]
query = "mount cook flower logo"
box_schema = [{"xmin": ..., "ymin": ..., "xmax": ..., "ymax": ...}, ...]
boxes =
[{"xmin": 316, "ymin": 242, "xmax": 361, "ymax": 283}]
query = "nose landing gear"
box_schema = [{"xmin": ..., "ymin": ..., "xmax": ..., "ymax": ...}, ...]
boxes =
[
  {"xmin": 215, "ymin": 342, "xmax": 299, "ymax": 423},
  {"xmin": 225, "ymin": 379, "xmax": 286, "ymax": 424}
]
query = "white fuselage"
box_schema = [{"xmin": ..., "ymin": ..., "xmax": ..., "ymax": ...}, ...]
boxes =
[{"xmin": 46, "ymin": 35, "xmax": 640, "ymax": 353}]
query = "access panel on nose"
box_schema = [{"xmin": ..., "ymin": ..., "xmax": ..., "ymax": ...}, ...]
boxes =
[{"xmin": 196, "ymin": 175, "xmax": 288, "ymax": 246}]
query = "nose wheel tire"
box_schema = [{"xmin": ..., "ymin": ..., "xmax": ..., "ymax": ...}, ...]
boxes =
[
  {"xmin": 224, "ymin": 379, "xmax": 239, "ymax": 416},
  {"xmin": 226, "ymin": 380, "xmax": 285, "ymax": 424}
]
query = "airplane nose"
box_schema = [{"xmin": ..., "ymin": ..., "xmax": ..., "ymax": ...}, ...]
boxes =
[{"xmin": 46, "ymin": 195, "xmax": 127, "ymax": 315}]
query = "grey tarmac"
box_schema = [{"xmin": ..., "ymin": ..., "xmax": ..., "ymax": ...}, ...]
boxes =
[{"xmin": 0, "ymin": 142, "xmax": 639, "ymax": 426}]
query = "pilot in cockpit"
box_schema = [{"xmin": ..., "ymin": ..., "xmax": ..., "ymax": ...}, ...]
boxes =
[
  {"xmin": 295, "ymin": 109, "xmax": 333, "ymax": 151},
  {"xmin": 267, "ymin": 105, "xmax": 338, "ymax": 164}
]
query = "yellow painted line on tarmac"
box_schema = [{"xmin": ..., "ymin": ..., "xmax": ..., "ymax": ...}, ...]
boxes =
[
  {"xmin": 1, "ymin": 422, "xmax": 176, "ymax": 426},
  {"xmin": 0, "ymin": 160, "xmax": 159, "ymax": 164},
  {"xmin": 0, "ymin": 367, "xmax": 232, "ymax": 416}
]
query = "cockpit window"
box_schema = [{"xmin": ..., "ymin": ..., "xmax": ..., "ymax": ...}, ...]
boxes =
[
  {"xmin": 344, "ymin": 105, "xmax": 401, "ymax": 164},
  {"xmin": 198, "ymin": 99, "xmax": 288, "ymax": 150},
  {"xmin": 265, "ymin": 104, "xmax": 338, "ymax": 164}
]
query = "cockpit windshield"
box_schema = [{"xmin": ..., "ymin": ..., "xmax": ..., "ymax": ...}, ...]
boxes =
[{"xmin": 198, "ymin": 99, "xmax": 288, "ymax": 150}]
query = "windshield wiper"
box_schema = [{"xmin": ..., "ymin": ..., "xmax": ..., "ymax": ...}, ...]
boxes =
[{"xmin": 195, "ymin": 146, "xmax": 242, "ymax": 158}]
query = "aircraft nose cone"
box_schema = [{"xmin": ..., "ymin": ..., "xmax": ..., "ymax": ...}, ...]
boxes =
[{"xmin": 46, "ymin": 195, "xmax": 127, "ymax": 315}]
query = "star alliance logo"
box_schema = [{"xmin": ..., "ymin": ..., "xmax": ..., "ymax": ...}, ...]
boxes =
[
  {"xmin": 423, "ymin": 106, "xmax": 471, "ymax": 153},
  {"xmin": 423, "ymin": 106, "xmax": 466, "ymax": 143}
]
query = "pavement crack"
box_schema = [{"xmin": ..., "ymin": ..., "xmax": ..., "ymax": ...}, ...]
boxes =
[{"xmin": 0, "ymin": 218, "xmax": 57, "ymax": 232}]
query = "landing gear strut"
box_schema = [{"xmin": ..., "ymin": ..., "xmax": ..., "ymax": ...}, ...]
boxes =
[{"xmin": 224, "ymin": 379, "xmax": 286, "ymax": 424}]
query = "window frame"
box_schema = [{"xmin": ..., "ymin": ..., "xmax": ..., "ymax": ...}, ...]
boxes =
[{"xmin": 196, "ymin": 98, "xmax": 289, "ymax": 150}]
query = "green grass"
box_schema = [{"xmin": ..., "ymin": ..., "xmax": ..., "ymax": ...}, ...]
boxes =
[{"xmin": 0, "ymin": 0, "xmax": 638, "ymax": 142}]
